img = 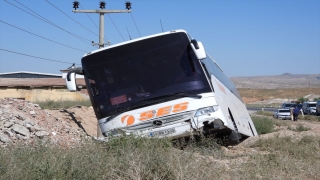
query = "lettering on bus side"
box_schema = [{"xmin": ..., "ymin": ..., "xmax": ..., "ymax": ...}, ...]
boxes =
[
  {"xmin": 121, "ymin": 102, "xmax": 189, "ymax": 125},
  {"xmin": 215, "ymin": 79, "xmax": 227, "ymax": 95}
]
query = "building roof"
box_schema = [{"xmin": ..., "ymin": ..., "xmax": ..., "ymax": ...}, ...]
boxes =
[
  {"xmin": 0, "ymin": 78, "xmax": 86, "ymax": 87},
  {"xmin": 0, "ymin": 71, "xmax": 62, "ymax": 78}
]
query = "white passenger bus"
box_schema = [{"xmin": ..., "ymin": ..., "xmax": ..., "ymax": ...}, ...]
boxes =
[{"xmin": 66, "ymin": 30, "xmax": 257, "ymax": 144}]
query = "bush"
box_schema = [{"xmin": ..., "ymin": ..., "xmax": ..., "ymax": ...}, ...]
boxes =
[
  {"xmin": 172, "ymin": 135, "xmax": 223, "ymax": 157},
  {"xmin": 251, "ymin": 116, "xmax": 274, "ymax": 134},
  {"xmin": 297, "ymin": 97, "xmax": 309, "ymax": 104}
]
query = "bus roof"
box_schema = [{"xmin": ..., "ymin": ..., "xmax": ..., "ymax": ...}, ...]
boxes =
[{"xmin": 82, "ymin": 29, "xmax": 189, "ymax": 58}]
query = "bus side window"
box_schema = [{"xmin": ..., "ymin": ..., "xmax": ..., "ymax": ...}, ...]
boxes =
[{"xmin": 201, "ymin": 58, "xmax": 217, "ymax": 78}]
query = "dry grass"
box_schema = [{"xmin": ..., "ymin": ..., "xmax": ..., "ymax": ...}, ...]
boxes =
[
  {"xmin": 243, "ymin": 135, "xmax": 320, "ymax": 179},
  {"xmin": 0, "ymin": 136, "xmax": 226, "ymax": 180},
  {"xmin": 1, "ymin": 133, "xmax": 319, "ymax": 179}
]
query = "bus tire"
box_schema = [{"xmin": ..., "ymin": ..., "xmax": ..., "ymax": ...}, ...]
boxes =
[{"xmin": 227, "ymin": 130, "xmax": 241, "ymax": 145}]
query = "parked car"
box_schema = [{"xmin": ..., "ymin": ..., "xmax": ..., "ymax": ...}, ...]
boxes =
[
  {"xmin": 316, "ymin": 100, "xmax": 320, "ymax": 116},
  {"xmin": 291, "ymin": 103, "xmax": 302, "ymax": 110},
  {"xmin": 302, "ymin": 102, "xmax": 317, "ymax": 115},
  {"xmin": 281, "ymin": 103, "xmax": 294, "ymax": 109},
  {"xmin": 273, "ymin": 109, "xmax": 291, "ymax": 120}
]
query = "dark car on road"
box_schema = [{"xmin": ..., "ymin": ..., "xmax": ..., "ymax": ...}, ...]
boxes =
[{"xmin": 281, "ymin": 103, "xmax": 294, "ymax": 109}]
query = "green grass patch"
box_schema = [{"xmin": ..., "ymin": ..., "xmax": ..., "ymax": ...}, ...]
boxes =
[
  {"xmin": 251, "ymin": 116, "xmax": 274, "ymax": 134},
  {"xmin": 34, "ymin": 99, "xmax": 91, "ymax": 109},
  {"xmin": 255, "ymin": 110, "xmax": 274, "ymax": 117}
]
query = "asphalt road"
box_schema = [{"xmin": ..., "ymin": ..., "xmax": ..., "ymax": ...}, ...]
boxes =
[{"xmin": 247, "ymin": 107, "xmax": 277, "ymax": 113}]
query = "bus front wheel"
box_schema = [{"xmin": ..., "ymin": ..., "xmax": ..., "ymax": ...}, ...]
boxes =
[{"xmin": 227, "ymin": 130, "xmax": 242, "ymax": 145}]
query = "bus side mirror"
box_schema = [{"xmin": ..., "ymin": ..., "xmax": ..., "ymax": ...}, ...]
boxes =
[
  {"xmin": 190, "ymin": 40, "xmax": 206, "ymax": 60},
  {"xmin": 65, "ymin": 67, "xmax": 84, "ymax": 92},
  {"xmin": 66, "ymin": 72, "xmax": 77, "ymax": 91}
]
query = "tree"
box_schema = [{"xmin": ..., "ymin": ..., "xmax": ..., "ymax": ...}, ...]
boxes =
[{"xmin": 297, "ymin": 97, "xmax": 309, "ymax": 103}]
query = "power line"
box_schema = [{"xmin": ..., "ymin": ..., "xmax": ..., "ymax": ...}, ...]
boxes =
[
  {"xmin": 79, "ymin": 4, "xmax": 109, "ymax": 41},
  {"xmin": 129, "ymin": 13, "xmax": 141, "ymax": 37},
  {"xmin": 107, "ymin": 14, "xmax": 125, "ymax": 41},
  {"xmin": 12, "ymin": 0, "xmax": 48, "ymax": 24},
  {"xmin": 80, "ymin": 5, "xmax": 99, "ymax": 29},
  {"xmin": 126, "ymin": 27, "xmax": 132, "ymax": 40},
  {"xmin": 0, "ymin": 48, "xmax": 80, "ymax": 65},
  {"xmin": 45, "ymin": 0, "xmax": 100, "ymax": 38},
  {"xmin": 0, "ymin": 20, "xmax": 87, "ymax": 53},
  {"xmin": 4, "ymin": 0, "xmax": 91, "ymax": 45},
  {"xmin": 72, "ymin": 2, "xmax": 131, "ymax": 48},
  {"xmin": 11, "ymin": 0, "xmax": 90, "ymax": 43},
  {"xmin": 80, "ymin": 4, "xmax": 109, "ymax": 44}
]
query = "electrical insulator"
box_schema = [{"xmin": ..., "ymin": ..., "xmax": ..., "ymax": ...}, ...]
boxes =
[
  {"xmin": 99, "ymin": 1, "xmax": 106, "ymax": 9},
  {"xmin": 125, "ymin": 1, "xmax": 131, "ymax": 10},
  {"xmin": 73, "ymin": 1, "xmax": 79, "ymax": 10}
]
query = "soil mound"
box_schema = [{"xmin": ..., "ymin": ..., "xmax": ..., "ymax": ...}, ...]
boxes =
[{"xmin": 0, "ymin": 98, "xmax": 95, "ymax": 147}]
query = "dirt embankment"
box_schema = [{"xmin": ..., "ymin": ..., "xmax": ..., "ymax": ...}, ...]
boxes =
[{"xmin": 0, "ymin": 98, "xmax": 96, "ymax": 147}]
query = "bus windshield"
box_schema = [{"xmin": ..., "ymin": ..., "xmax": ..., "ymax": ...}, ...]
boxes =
[{"xmin": 82, "ymin": 32, "xmax": 211, "ymax": 118}]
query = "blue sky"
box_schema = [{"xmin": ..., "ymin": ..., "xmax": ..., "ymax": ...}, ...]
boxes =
[{"xmin": 0, "ymin": 0, "xmax": 319, "ymax": 77}]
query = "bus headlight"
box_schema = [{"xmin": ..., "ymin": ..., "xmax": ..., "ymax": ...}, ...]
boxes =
[{"xmin": 194, "ymin": 106, "xmax": 219, "ymax": 117}]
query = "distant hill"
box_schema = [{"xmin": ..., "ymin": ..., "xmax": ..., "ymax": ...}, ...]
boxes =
[{"xmin": 230, "ymin": 73, "xmax": 320, "ymax": 89}]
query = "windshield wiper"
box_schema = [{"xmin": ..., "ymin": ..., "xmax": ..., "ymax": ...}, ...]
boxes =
[{"xmin": 138, "ymin": 92, "xmax": 202, "ymax": 103}]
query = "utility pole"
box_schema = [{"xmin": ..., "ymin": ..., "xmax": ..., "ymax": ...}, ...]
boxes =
[
  {"xmin": 72, "ymin": 1, "xmax": 132, "ymax": 139},
  {"xmin": 72, "ymin": 1, "xmax": 132, "ymax": 49}
]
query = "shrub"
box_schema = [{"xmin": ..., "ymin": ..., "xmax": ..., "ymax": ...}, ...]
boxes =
[
  {"xmin": 172, "ymin": 135, "xmax": 223, "ymax": 157},
  {"xmin": 297, "ymin": 97, "xmax": 309, "ymax": 103},
  {"xmin": 251, "ymin": 116, "xmax": 274, "ymax": 134}
]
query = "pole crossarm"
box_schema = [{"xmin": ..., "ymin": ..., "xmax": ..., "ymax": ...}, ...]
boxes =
[
  {"xmin": 72, "ymin": 10, "xmax": 132, "ymax": 13},
  {"xmin": 72, "ymin": 8, "xmax": 132, "ymax": 49}
]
